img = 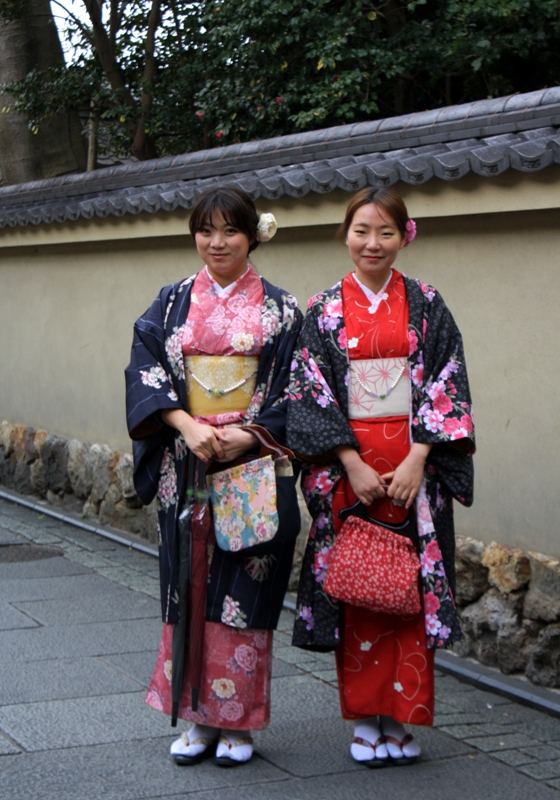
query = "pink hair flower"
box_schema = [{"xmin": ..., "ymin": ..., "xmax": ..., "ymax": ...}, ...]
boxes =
[{"xmin": 404, "ymin": 219, "xmax": 417, "ymax": 247}]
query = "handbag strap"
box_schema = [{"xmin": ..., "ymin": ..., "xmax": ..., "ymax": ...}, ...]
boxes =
[
  {"xmin": 206, "ymin": 425, "xmax": 294, "ymax": 476},
  {"xmin": 338, "ymin": 500, "xmax": 420, "ymax": 550},
  {"xmin": 337, "ymin": 500, "xmax": 413, "ymax": 531},
  {"xmin": 241, "ymin": 424, "xmax": 295, "ymax": 461}
]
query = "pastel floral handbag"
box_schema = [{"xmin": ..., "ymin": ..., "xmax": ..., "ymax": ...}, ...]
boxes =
[
  {"xmin": 209, "ymin": 455, "xmax": 279, "ymax": 552},
  {"xmin": 324, "ymin": 507, "xmax": 421, "ymax": 615},
  {"xmin": 207, "ymin": 426, "xmax": 301, "ymax": 555}
]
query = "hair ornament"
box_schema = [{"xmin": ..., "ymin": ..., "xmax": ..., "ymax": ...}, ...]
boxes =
[
  {"xmin": 256, "ymin": 213, "xmax": 278, "ymax": 242},
  {"xmin": 404, "ymin": 219, "xmax": 417, "ymax": 247}
]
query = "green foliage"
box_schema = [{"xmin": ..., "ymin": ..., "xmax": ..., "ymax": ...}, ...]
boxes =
[{"xmin": 1, "ymin": 0, "xmax": 559, "ymax": 159}]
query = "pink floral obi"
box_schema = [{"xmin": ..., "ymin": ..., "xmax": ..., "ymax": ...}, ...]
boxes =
[
  {"xmin": 182, "ymin": 265, "xmax": 264, "ymax": 426},
  {"xmin": 348, "ymin": 357, "xmax": 410, "ymax": 420}
]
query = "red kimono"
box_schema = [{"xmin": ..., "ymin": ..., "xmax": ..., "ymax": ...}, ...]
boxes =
[{"xmin": 332, "ymin": 271, "xmax": 434, "ymax": 726}]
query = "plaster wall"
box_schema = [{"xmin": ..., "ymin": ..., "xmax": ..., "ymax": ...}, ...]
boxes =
[{"xmin": 1, "ymin": 172, "xmax": 559, "ymax": 557}]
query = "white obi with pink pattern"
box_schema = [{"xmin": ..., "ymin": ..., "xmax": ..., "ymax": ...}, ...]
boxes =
[{"xmin": 348, "ymin": 357, "xmax": 410, "ymax": 419}]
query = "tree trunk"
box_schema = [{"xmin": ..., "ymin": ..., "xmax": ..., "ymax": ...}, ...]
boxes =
[
  {"xmin": 0, "ymin": 0, "xmax": 86, "ymax": 186},
  {"xmin": 384, "ymin": 0, "xmax": 414, "ymax": 116}
]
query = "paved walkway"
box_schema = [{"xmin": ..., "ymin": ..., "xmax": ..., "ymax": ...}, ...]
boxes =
[{"xmin": 2, "ymin": 496, "xmax": 560, "ymax": 799}]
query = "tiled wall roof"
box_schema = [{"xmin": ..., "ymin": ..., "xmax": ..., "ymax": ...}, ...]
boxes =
[{"xmin": 1, "ymin": 88, "xmax": 559, "ymax": 229}]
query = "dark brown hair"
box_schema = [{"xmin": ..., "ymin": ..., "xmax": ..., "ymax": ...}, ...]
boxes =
[
  {"xmin": 189, "ymin": 185, "xmax": 260, "ymax": 253},
  {"xmin": 337, "ymin": 187, "xmax": 410, "ymax": 242}
]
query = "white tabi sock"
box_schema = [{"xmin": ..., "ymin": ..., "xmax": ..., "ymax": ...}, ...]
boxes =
[{"xmin": 379, "ymin": 716, "xmax": 421, "ymax": 759}]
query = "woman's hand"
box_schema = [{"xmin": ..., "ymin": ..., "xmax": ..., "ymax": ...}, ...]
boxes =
[
  {"xmin": 214, "ymin": 428, "xmax": 258, "ymax": 462},
  {"xmin": 381, "ymin": 443, "xmax": 432, "ymax": 509},
  {"xmin": 161, "ymin": 409, "xmax": 224, "ymax": 463},
  {"xmin": 335, "ymin": 446, "xmax": 386, "ymax": 506}
]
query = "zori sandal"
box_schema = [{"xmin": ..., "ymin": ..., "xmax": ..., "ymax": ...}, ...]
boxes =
[
  {"xmin": 350, "ymin": 736, "xmax": 389, "ymax": 768},
  {"xmin": 170, "ymin": 730, "xmax": 218, "ymax": 766},
  {"xmin": 384, "ymin": 733, "xmax": 419, "ymax": 766},
  {"xmin": 214, "ymin": 733, "xmax": 254, "ymax": 767}
]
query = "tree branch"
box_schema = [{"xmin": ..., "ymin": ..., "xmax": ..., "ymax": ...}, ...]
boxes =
[
  {"xmin": 132, "ymin": 0, "xmax": 160, "ymax": 158},
  {"xmin": 82, "ymin": 0, "xmax": 137, "ymax": 128}
]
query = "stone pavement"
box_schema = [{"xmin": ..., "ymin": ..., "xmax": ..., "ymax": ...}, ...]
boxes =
[{"xmin": 2, "ymin": 496, "xmax": 560, "ymax": 800}]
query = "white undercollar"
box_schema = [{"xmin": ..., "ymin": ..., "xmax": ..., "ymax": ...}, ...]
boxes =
[
  {"xmin": 205, "ymin": 265, "xmax": 250, "ymax": 297},
  {"xmin": 352, "ymin": 270, "xmax": 392, "ymax": 313}
]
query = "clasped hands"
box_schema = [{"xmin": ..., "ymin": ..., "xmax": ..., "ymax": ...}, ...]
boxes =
[
  {"xmin": 335, "ymin": 443, "xmax": 432, "ymax": 510},
  {"xmin": 161, "ymin": 409, "xmax": 257, "ymax": 463}
]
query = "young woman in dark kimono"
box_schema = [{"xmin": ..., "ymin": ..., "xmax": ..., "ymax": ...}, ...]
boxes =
[
  {"xmin": 287, "ymin": 187, "xmax": 475, "ymax": 767},
  {"xmin": 125, "ymin": 186, "xmax": 302, "ymax": 766}
]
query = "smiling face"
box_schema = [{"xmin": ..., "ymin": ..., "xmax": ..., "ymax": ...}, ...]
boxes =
[
  {"xmin": 194, "ymin": 210, "xmax": 253, "ymax": 287},
  {"xmin": 346, "ymin": 203, "xmax": 405, "ymax": 292}
]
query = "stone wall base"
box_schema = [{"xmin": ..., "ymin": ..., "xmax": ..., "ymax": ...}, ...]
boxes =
[
  {"xmin": 8, "ymin": 419, "xmax": 559, "ymax": 688},
  {"xmin": 455, "ymin": 536, "xmax": 560, "ymax": 687},
  {"xmin": 0, "ymin": 420, "xmax": 310, "ymax": 592}
]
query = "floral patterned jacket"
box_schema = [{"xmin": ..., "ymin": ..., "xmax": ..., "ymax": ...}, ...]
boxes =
[
  {"xmin": 286, "ymin": 274, "xmax": 475, "ymax": 651},
  {"xmin": 125, "ymin": 273, "xmax": 302, "ymax": 627}
]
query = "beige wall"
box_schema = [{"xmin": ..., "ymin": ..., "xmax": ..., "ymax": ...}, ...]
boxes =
[{"xmin": 1, "ymin": 168, "xmax": 559, "ymax": 556}]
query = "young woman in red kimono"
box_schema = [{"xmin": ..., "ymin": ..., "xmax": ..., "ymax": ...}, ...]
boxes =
[
  {"xmin": 126, "ymin": 187, "xmax": 302, "ymax": 767},
  {"xmin": 287, "ymin": 188, "xmax": 475, "ymax": 767}
]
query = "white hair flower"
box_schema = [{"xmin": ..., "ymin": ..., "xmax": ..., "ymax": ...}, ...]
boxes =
[{"xmin": 256, "ymin": 213, "xmax": 278, "ymax": 242}]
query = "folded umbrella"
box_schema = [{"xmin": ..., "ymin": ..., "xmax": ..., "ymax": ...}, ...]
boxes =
[
  {"xmin": 171, "ymin": 450, "xmax": 195, "ymax": 727},
  {"xmin": 188, "ymin": 460, "xmax": 211, "ymax": 712},
  {"xmin": 171, "ymin": 452, "xmax": 210, "ymax": 725}
]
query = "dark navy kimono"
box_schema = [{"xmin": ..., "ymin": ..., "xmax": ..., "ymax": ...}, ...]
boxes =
[{"xmin": 125, "ymin": 273, "xmax": 302, "ymax": 628}]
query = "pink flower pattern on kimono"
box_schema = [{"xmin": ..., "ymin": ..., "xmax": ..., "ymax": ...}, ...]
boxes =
[
  {"xmin": 289, "ymin": 275, "xmax": 474, "ymax": 652},
  {"xmin": 416, "ymin": 482, "xmax": 457, "ymax": 646},
  {"xmin": 165, "ymin": 328, "xmax": 187, "ymax": 378},
  {"xmin": 312, "ymin": 545, "xmax": 332, "ymax": 584},
  {"xmin": 157, "ymin": 448, "xmax": 177, "ymax": 511},
  {"xmin": 221, "ymin": 595, "xmax": 248, "ymax": 628},
  {"xmin": 298, "ymin": 605, "xmax": 314, "ymax": 630},
  {"xmin": 302, "ymin": 466, "xmax": 338, "ymax": 502},
  {"xmin": 140, "ymin": 366, "xmax": 169, "ymax": 388},
  {"xmin": 232, "ymin": 644, "xmax": 259, "ymax": 674}
]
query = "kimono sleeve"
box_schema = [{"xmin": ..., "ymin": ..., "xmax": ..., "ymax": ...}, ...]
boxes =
[
  {"xmin": 410, "ymin": 287, "xmax": 475, "ymax": 505},
  {"xmin": 287, "ymin": 298, "xmax": 358, "ymax": 459},
  {"xmin": 125, "ymin": 284, "xmax": 184, "ymax": 440},
  {"xmin": 248, "ymin": 292, "xmax": 303, "ymax": 446}
]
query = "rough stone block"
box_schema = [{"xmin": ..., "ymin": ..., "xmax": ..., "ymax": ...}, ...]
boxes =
[
  {"xmin": 460, "ymin": 588, "xmax": 520, "ymax": 667},
  {"xmin": 109, "ymin": 498, "xmax": 145, "ymax": 534},
  {"xmin": 11, "ymin": 423, "xmax": 27, "ymax": 461},
  {"xmin": 526, "ymin": 623, "xmax": 560, "ymax": 687},
  {"xmin": 0, "ymin": 453, "xmax": 16, "ymax": 487},
  {"xmin": 67, "ymin": 439, "xmax": 93, "ymax": 500},
  {"xmin": 482, "ymin": 542, "xmax": 531, "ymax": 593},
  {"xmin": 497, "ymin": 618, "xmax": 544, "ymax": 674},
  {"xmin": 14, "ymin": 461, "xmax": 32, "ymax": 495},
  {"xmin": 525, "ymin": 588, "xmax": 560, "ymax": 623},
  {"xmin": 23, "ymin": 427, "xmax": 40, "ymax": 463},
  {"xmin": 41, "ymin": 435, "xmax": 72, "ymax": 495},
  {"xmin": 529, "ymin": 551, "xmax": 560, "ymax": 597},
  {"xmin": 99, "ymin": 483, "xmax": 122, "ymax": 527},
  {"xmin": 30, "ymin": 458, "xmax": 47, "ymax": 497},
  {"xmin": 90, "ymin": 443, "xmax": 113, "ymax": 506},
  {"xmin": 0, "ymin": 420, "xmax": 14, "ymax": 452},
  {"xmin": 34, "ymin": 429, "xmax": 48, "ymax": 453},
  {"xmin": 115, "ymin": 452, "xmax": 141, "ymax": 507},
  {"xmin": 455, "ymin": 536, "xmax": 490, "ymax": 604}
]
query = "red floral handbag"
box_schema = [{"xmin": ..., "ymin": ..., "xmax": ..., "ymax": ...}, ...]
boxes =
[{"xmin": 324, "ymin": 511, "xmax": 422, "ymax": 615}]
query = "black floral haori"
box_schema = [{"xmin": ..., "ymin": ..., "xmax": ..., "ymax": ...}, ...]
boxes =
[
  {"xmin": 287, "ymin": 274, "xmax": 475, "ymax": 652},
  {"xmin": 126, "ymin": 273, "xmax": 302, "ymax": 629}
]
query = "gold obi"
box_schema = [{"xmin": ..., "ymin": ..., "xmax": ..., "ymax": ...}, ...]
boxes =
[{"xmin": 185, "ymin": 355, "xmax": 259, "ymax": 416}]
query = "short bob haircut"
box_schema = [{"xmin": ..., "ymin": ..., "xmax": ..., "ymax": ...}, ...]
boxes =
[
  {"xmin": 337, "ymin": 187, "xmax": 410, "ymax": 243},
  {"xmin": 189, "ymin": 185, "xmax": 260, "ymax": 254}
]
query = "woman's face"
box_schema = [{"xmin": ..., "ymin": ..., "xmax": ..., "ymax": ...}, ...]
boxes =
[
  {"xmin": 194, "ymin": 210, "xmax": 253, "ymax": 287},
  {"xmin": 346, "ymin": 203, "xmax": 405, "ymax": 292}
]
